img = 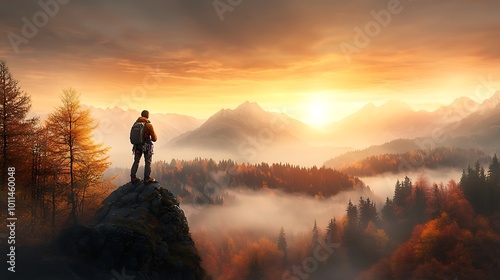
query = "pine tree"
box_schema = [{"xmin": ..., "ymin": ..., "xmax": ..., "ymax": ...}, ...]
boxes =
[
  {"xmin": 343, "ymin": 200, "xmax": 359, "ymax": 245},
  {"xmin": 277, "ymin": 227, "xmax": 288, "ymax": 267},
  {"xmin": 310, "ymin": 220, "xmax": 320, "ymax": 252},
  {"xmin": 460, "ymin": 161, "xmax": 490, "ymax": 214},
  {"xmin": 247, "ymin": 255, "xmax": 262, "ymax": 280},
  {"xmin": 46, "ymin": 89, "xmax": 110, "ymax": 224},
  {"xmin": 381, "ymin": 197, "xmax": 398, "ymax": 241},
  {"xmin": 0, "ymin": 60, "xmax": 32, "ymax": 186},
  {"xmin": 394, "ymin": 177, "xmax": 413, "ymax": 207},
  {"xmin": 488, "ymin": 154, "xmax": 500, "ymax": 185},
  {"xmin": 393, "ymin": 179, "xmax": 403, "ymax": 206},
  {"xmin": 460, "ymin": 166, "xmax": 473, "ymax": 204},
  {"xmin": 359, "ymin": 197, "xmax": 379, "ymax": 229},
  {"xmin": 381, "ymin": 197, "xmax": 395, "ymax": 222},
  {"xmin": 413, "ymin": 186, "xmax": 427, "ymax": 223},
  {"xmin": 326, "ymin": 218, "xmax": 339, "ymax": 243},
  {"xmin": 487, "ymin": 154, "xmax": 500, "ymax": 213},
  {"xmin": 429, "ymin": 183, "xmax": 443, "ymax": 218}
]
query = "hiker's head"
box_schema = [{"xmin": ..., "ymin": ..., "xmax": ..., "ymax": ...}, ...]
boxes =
[{"xmin": 141, "ymin": 110, "xmax": 149, "ymax": 119}]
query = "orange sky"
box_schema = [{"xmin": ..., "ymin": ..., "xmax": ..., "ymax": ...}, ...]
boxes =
[{"xmin": 2, "ymin": 0, "xmax": 500, "ymax": 125}]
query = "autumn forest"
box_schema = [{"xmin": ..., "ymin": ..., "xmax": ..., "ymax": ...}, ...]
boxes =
[{"xmin": 1, "ymin": 59, "xmax": 500, "ymax": 279}]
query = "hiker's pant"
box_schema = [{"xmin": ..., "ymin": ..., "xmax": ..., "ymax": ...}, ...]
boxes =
[{"xmin": 131, "ymin": 150, "xmax": 153, "ymax": 180}]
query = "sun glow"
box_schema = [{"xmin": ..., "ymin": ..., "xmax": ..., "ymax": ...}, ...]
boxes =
[{"xmin": 305, "ymin": 94, "xmax": 332, "ymax": 128}]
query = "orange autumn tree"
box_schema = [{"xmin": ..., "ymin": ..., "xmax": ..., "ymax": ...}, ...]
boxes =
[
  {"xmin": 47, "ymin": 89, "xmax": 110, "ymax": 225},
  {"xmin": 223, "ymin": 237, "xmax": 284, "ymax": 280},
  {"xmin": 192, "ymin": 227, "xmax": 221, "ymax": 277},
  {"xmin": 0, "ymin": 60, "xmax": 32, "ymax": 186},
  {"xmin": 364, "ymin": 180, "xmax": 500, "ymax": 279}
]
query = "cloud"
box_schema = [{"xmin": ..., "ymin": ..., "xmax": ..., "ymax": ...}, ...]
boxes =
[
  {"xmin": 1, "ymin": 0, "xmax": 500, "ymax": 118},
  {"xmin": 3, "ymin": 0, "xmax": 500, "ymax": 63}
]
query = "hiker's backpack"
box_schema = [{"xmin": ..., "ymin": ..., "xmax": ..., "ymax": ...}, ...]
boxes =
[{"xmin": 130, "ymin": 121, "xmax": 146, "ymax": 145}]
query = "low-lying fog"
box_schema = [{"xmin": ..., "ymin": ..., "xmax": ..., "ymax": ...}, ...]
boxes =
[
  {"xmin": 182, "ymin": 168, "xmax": 463, "ymax": 236},
  {"xmin": 183, "ymin": 188, "xmax": 371, "ymax": 236}
]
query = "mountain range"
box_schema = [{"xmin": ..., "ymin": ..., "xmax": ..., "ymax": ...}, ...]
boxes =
[
  {"xmin": 325, "ymin": 100, "xmax": 439, "ymax": 147},
  {"xmin": 86, "ymin": 106, "xmax": 204, "ymax": 168},
  {"xmin": 90, "ymin": 91, "xmax": 500, "ymax": 168},
  {"xmin": 325, "ymin": 92, "xmax": 500, "ymax": 169}
]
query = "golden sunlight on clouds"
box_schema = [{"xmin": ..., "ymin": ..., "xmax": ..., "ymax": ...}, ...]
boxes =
[{"xmin": 2, "ymin": 0, "xmax": 500, "ymax": 122}]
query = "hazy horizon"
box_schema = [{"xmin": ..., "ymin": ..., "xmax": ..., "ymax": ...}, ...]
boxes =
[{"xmin": 30, "ymin": 93, "xmax": 499, "ymax": 131}]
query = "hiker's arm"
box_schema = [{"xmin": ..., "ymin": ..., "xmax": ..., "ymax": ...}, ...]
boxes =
[{"xmin": 148, "ymin": 123, "xmax": 158, "ymax": 142}]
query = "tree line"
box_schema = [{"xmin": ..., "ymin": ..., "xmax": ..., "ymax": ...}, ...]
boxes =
[
  {"xmin": 336, "ymin": 147, "xmax": 490, "ymax": 176},
  {"xmin": 0, "ymin": 61, "xmax": 110, "ymax": 241},
  {"xmin": 111, "ymin": 158, "xmax": 367, "ymax": 205}
]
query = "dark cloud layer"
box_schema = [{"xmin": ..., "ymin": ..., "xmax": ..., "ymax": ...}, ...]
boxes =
[{"xmin": 3, "ymin": 0, "xmax": 500, "ymax": 61}]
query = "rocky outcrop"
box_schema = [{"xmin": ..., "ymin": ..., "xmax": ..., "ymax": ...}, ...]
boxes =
[{"xmin": 55, "ymin": 181, "xmax": 207, "ymax": 280}]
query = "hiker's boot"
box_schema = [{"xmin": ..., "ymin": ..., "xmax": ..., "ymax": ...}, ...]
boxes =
[
  {"xmin": 131, "ymin": 177, "xmax": 141, "ymax": 183},
  {"xmin": 145, "ymin": 177, "xmax": 156, "ymax": 184}
]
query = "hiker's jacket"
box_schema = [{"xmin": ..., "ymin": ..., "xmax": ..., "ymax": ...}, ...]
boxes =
[{"xmin": 136, "ymin": 117, "xmax": 158, "ymax": 142}]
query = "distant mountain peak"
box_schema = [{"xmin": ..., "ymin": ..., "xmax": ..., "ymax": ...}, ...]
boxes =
[
  {"xmin": 450, "ymin": 96, "xmax": 479, "ymax": 109},
  {"xmin": 340, "ymin": 100, "xmax": 414, "ymax": 125},
  {"xmin": 230, "ymin": 101, "xmax": 269, "ymax": 120},
  {"xmin": 488, "ymin": 90, "xmax": 500, "ymax": 102},
  {"xmin": 381, "ymin": 100, "xmax": 413, "ymax": 111},
  {"xmin": 235, "ymin": 101, "xmax": 265, "ymax": 113},
  {"xmin": 238, "ymin": 100, "xmax": 257, "ymax": 107},
  {"xmin": 479, "ymin": 90, "xmax": 500, "ymax": 112},
  {"xmin": 362, "ymin": 102, "xmax": 377, "ymax": 110},
  {"xmin": 454, "ymin": 96, "xmax": 475, "ymax": 103},
  {"xmin": 200, "ymin": 101, "xmax": 270, "ymax": 129}
]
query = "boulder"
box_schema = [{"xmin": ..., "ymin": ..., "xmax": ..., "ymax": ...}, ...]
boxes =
[{"xmin": 54, "ymin": 181, "xmax": 208, "ymax": 280}]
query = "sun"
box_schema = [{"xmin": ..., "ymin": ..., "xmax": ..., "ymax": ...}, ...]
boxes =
[{"xmin": 305, "ymin": 95, "xmax": 331, "ymax": 128}]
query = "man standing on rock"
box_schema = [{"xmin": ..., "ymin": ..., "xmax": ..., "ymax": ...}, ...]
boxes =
[{"xmin": 130, "ymin": 110, "xmax": 158, "ymax": 183}]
